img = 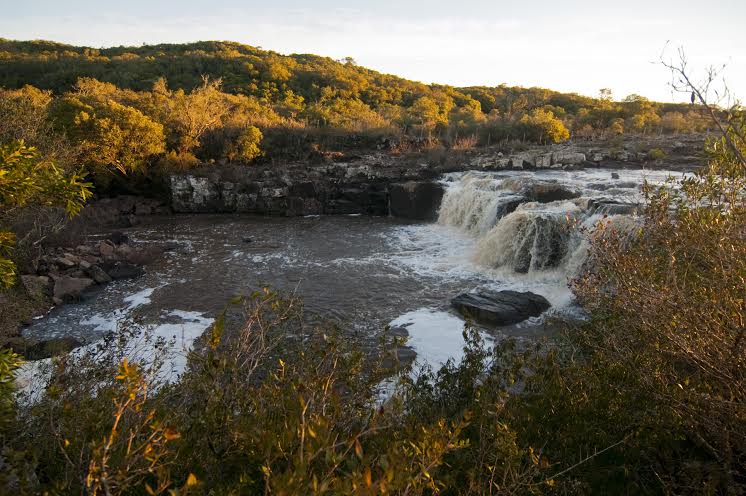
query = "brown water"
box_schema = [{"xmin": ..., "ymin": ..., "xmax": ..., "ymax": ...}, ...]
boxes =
[
  {"xmin": 23, "ymin": 214, "xmax": 493, "ymax": 347},
  {"xmin": 23, "ymin": 168, "xmax": 685, "ymax": 371}
]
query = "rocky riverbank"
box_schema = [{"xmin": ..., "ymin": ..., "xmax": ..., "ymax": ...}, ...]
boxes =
[
  {"xmin": 168, "ymin": 136, "xmax": 703, "ymax": 217},
  {"xmin": 1, "ymin": 232, "xmax": 168, "ymax": 357}
]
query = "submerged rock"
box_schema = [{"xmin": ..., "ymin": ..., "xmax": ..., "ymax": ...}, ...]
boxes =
[
  {"xmin": 451, "ymin": 290, "xmax": 551, "ymax": 326},
  {"xmin": 524, "ymin": 183, "xmax": 580, "ymax": 203},
  {"xmin": 53, "ymin": 276, "xmax": 94, "ymax": 301},
  {"xmin": 23, "ymin": 337, "xmax": 83, "ymax": 360},
  {"xmin": 109, "ymin": 231, "xmax": 129, "ymax": 245},
  {"xmin": 86, "ymin": 264, "xmax": 113, "ymax": 284},
  {"xmin": 102, "ymin": 261, "xmax": 144, "ymax": 280}
]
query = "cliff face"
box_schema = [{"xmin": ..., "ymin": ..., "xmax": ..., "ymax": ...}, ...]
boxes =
[
  {"xmin": 168, "ymin": 137, "xmax": 703, "ymax": 218},
  {"xmin": 169, "ymin": 154, "xmax": 443, "ymax": 219}
]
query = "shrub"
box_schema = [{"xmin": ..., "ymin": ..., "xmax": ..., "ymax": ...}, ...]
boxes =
[
  {"xmin": 157, "ymin": 151, "xmax": 200, "ymax": 172},
  {"xmin": 646, "ymin": 147, "xmax": 667, "ymax": 161},
  {"xmin": 225, "ymin": 125, "xmax": 263, "ymax": 163},
  {"xmin": 3, "ymin": 291, "xmax": 542, "ymax": 494},
  {"xmin": 509, "ymin": 112, "xmax": 746, "ymax": 493},
  {"xmin": 0, "ymin": 141, "xmax": 92, "ymax": 286}
]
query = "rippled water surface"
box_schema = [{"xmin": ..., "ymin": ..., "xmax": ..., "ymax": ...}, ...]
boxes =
[{"xmin": 23, "ymin": 167, "xmax": 686, "ymax": 372}]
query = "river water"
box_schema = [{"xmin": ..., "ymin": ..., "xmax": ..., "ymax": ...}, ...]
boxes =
[{"xmin": 21, "ymin": 167, "xmax": 684, "ymax": 380}]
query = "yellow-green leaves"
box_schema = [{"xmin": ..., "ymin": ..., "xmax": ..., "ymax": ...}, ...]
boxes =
[{"xmin": 0, "ymin": 140, "xmax": 92, "ymax": 287}]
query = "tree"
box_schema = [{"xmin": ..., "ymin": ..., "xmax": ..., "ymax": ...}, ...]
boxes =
[
  {"xmin": 608, "ymin": 117, "xmax": 625, "ymax": 135},
  {"xmin": 225, "ymin": 125, "xmax": 263, "ymax": 163},
  {"xmin": 518, "ymin": 108, "xmax": 570, "ymax": 144},
  {"xmin": 159, "ymin": 77, "xmax": 234, "ymax": 155},
  {"xmin": 598, "ymin": 88, "xmax": 613, "ymax": 102},
  {"xmin": 407, "ymin": 96, "xmax": 442, "ymax": 137},
  {"xmin": 0, "ymin": 141, "xmax": 92, "ymax": 286},
  {"xmin": 448, "ymin": 99, "xmax": 485, "ymax": 139},
  {"xmin": 52, "ymin": 96, "xmax": 165, "ymax": 177},
  {"xmin": 660, "ymin": 111, "xmax": 687, "ymax": 134}
]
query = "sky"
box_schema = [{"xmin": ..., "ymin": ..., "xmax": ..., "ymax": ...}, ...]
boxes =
[{"xmin": 2, "ymin": 0, "xmax": 745, "ymax": 103}]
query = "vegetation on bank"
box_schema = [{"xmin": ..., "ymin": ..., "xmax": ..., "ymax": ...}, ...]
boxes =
[
  {"xmin": 0, "ymin": 43, "xmax": 743, "ymax": 494},
  {"xmin": 0, "ymin": 39, "xmax": 714, "ymax": 175}
]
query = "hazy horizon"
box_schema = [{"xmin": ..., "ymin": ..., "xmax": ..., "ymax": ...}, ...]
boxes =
[{"xmin": 2, "ymin": 0, "xmax": 745, "ymax": 103}]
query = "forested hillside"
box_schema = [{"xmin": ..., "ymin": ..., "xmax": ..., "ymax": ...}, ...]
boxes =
[{"xmin": 0, "ymin": 39, "xmax": 711, "ymax": 157}]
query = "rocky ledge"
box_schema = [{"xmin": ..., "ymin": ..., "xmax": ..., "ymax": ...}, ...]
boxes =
[
  {"xmin": 168, "ymin": 137, "xmax": 703, "ymax": 218},
  {"xmin": 169, "ymin": 156, "xmax": 446, "ymax": 220}
]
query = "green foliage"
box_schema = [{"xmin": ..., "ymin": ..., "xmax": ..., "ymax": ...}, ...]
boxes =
[
  {"xmin": 225, "ymin": 125, "xmax": 263, "ymax": 163},
  {"xmin": 3, "ymin": 291, "xmax": 545, "ymax": 495},
  {"xmin": 0, "ymin": 38, "xmax": 708, "ymax": 162},
  {"xmin": 0, "ymin": 348, "xmax": 22, "ymax": 429},
  {"xmin": 52, "ymin": 95, "xmax": 165, "ymax": 177},
  {"xmin": 0, "ymin": 141, "xmax": 92, "ymax": 286},
  {"xmin": 646, "ymin": 147, "xmax": 667, "ymax": 161},
  {"xmin": 518, "ymin": 108, "xmax": 570, "ymax": 144}
]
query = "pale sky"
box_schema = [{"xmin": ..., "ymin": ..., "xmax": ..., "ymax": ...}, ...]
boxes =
[{"xmin": 2, "ymin": 0, "xmax": 744, "ymax": 103}]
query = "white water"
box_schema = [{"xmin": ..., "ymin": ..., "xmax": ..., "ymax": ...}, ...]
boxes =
[
  {"xmin": 19, "ymin": 167, "xmax": 685, "ymax": 385},
  {"xmin": 438, "ymin": 169, "xmax": 681, "ymax": 279}
]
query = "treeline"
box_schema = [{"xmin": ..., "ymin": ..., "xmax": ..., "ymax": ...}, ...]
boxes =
[{"xmin": 0, "ymin": 39, "xmax": 713, "ymax": 164}]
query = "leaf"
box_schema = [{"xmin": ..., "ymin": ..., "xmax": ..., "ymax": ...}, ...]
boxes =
[{"xmin": 186, "ymin": 473, "xmax": 198, "ymax": 486}]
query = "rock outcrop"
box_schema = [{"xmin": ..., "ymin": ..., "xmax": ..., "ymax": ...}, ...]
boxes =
[
  {"xmin": 169, "ymin": 158, "xmax": 444, "ymax": 218},
  {"xmin": 451, "ymin": 290, "xmax": 551, "ymax": 326},
  {"xmin": 389, "ymin": 181, "xmax": 445, "ymax": 220},
  {"xmin": 53, "ymin": 276, "xmax": 94, "ymax": 302}
]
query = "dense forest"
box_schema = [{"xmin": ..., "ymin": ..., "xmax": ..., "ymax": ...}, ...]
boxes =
[{"xmin": 0, "ymin": 39, "xmax": 713, "ymax": 174}]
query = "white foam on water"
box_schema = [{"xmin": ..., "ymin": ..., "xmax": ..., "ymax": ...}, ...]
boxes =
[
  {"xmin": 16, "ymin": 309, "xmax": 215, "ymax": 402},
  {"xmin": 123, "ymin": 287, "xmax": 156, "ymax": 310},
  {"xmin": 390, "ymin": 308, "xmax": 490, "ymax": 368}
]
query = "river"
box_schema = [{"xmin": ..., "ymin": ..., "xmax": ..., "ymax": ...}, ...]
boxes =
[{"xmin": 20, "ymin": 167, "xmax": 684, "ymax": 383}]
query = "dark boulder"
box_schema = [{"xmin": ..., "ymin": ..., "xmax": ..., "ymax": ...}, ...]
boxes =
[
  {"xmin": 23, "ymin": 337, "xmax": 83, "ymax": 360},
  {"xmin": 451, "ymin": 290, "xmax": 551, "ymax": 326},
  {"xmin": 86, "ymin": 264, "xmax": 112, "ymax": 284},
  {"xmin": 102, "ymin": 261, "xmax": 144, "ymax": 280},
  {"xmin": 20, "ymin": 275, "xmax": 51, "ymax": 298},
  {"xmin": 109, "ymin": 231, "xmax": 129, "ymax": 245},
  {"xmin": 53, "ymin": 276, "xmax": 94, "ymax": 302},
  {"xmin": 389, "ymin": 181, "xmax": 444, "ymax": 220},
  {"xmin": 524, "ymin": 183, "xmax": 580, "ymax": 203}
]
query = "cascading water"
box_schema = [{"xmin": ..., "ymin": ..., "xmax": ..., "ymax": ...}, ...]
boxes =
[
  {"xmin": 438, "ymin": 169, "xmax": 680, "ymax": 282},
  {"xmin": 473, "ymin": 201, "xmax": 581, "ymax": 273},
  {"xmin": 437, "ymin": 173, "xmax": 525, "ymax": 235}
]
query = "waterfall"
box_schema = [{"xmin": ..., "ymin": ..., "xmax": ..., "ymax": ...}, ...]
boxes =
[
  {"xmin": 437, "ymin": 173, "xmax": 525, "ymax": 235},
  {"xmin": 473, "ymin": 202, "xmax": 581, "ymax": 273},
  {"xmin": 436, "ymin": 171, "xmax": 648, "ymax": 278}
]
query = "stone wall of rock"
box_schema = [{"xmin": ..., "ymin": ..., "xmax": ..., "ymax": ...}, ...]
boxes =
[
  {"xmin": 168, "ymin": 137, "xmax": 703, "ymax": 217},
  {"xmin": 169, "ymin": 156, "xmax": 439, "ymax": 217}
]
